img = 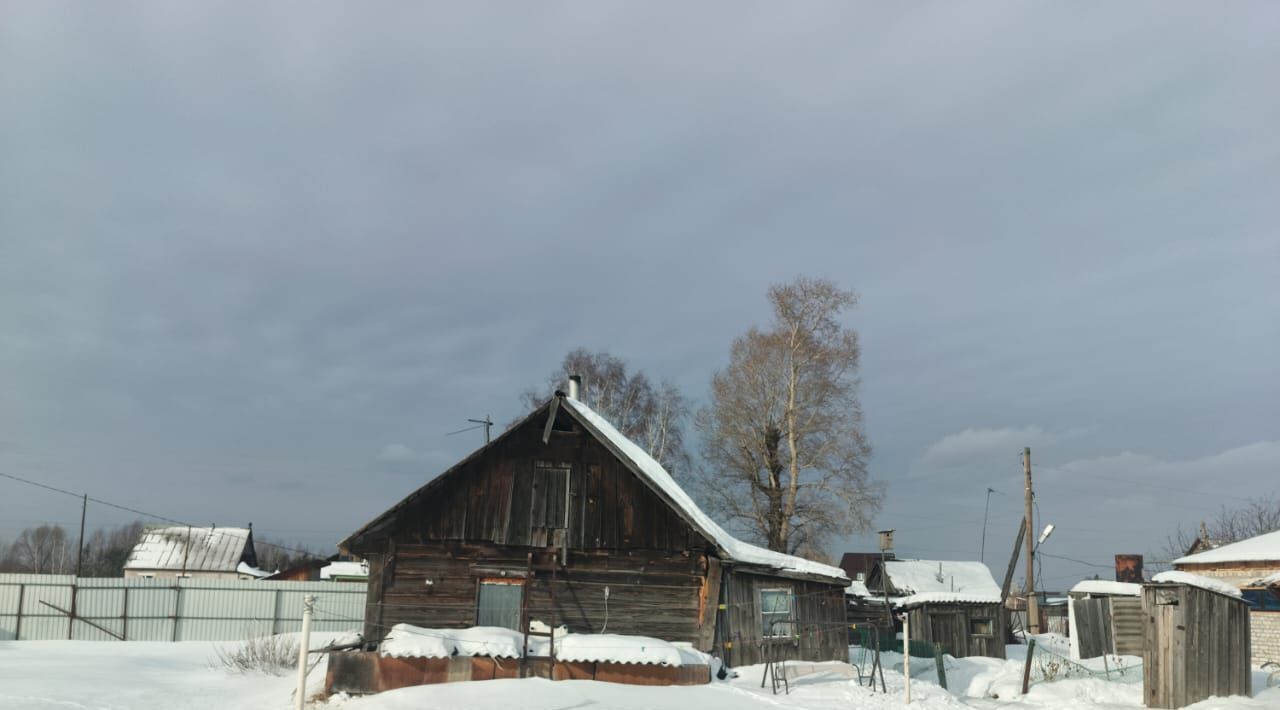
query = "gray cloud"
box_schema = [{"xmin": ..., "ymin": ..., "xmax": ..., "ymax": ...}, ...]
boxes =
[{"xmin": 1, "ymin": 3, "xmax": 1277, "ymax": 585}]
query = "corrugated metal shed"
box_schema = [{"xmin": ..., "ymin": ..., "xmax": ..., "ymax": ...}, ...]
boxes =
[{"xmin": 124, "ymin": 526, "xmax": 253, "ymax": 573}]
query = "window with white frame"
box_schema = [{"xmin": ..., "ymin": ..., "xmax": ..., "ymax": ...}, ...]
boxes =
[{"xmin": 760, "ymin": 588, "xmax": 794, "ymax": 638}]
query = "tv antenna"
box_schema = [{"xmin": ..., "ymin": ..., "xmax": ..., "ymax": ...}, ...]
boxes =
[{"xmin": 447, "ymin": 415, "xmax": 493, "ymax": 444}]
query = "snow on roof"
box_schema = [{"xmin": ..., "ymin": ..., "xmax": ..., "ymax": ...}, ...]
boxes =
[
  {"xmin": 562, "ymin": 396, "xmax": 848, "ymax": 584},
  {"xmin": 236, "ymin": 561, "xmax": 271, "ymax": 578},
  {"xmin": 379, "ymin": 625, "xmax": 711, "ymax": 666},
  {"xmin": 1174, "ymin": 528, "xmax": 1280, "ymax": 565},
  {"xmin": 124, "ymin": 526, "xmax": 253, "ymax": 573},
  {"xmin": 846, "ymin": 580, "xmax": 871, "ymax": 597},
  {"xmin": 1070, "ymin": 580, "xmax": 1142, "ymax": 597},
  {"xmin": 321, "ymin": 561, "xmax": 369, "ymax": 580},
  {"xmin": 381, "ymin": 625, "xmax": 526, "ymax": 659},
  {"xmin": 1250, "ymin": 571, "xmax": 1280, "ymax": 587},
  {"xmin": 881, "ymin": 559, "xmax": 1002, "ymax": 606},
  {"xmin": 1151, "ymin": 571, "xmax": 1243, "ymax": 599}
]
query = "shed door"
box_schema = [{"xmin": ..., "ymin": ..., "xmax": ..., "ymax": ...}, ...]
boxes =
[
  {"xmin": 1072, "ymin": 597, "xmax": 1113, "ymax": 659},
  {"xmin": 477, "ymin": 579, "xmax": 524, "ymax": 631}
]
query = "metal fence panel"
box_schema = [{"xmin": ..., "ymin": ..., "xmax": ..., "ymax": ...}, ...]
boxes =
[{"xmin": 0, "ymin": 574, "xmax": 367, "ymax": 642}]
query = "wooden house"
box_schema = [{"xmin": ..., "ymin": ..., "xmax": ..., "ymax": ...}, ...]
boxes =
[
  {"xmin": 338, "ymin": 389, "xmax": 849, "ymax": 669},
  {"xmin": 860, "ymin": 558, "xmax": 1006, "ymax": 659},
  {"xmin": 1174, "ymin": 528, "xmax": 1280, "ymax": 666},
  {"xmin": 123, "ymin": 526, "xmax": 267, "ymax": 580},
  {"xmin": 1067, "ymin": 579, "xmax": 1143, "ymax": 660},
  {"xmin": 1143, "ymin": 571, "xmax": 1252, "ymax": 709}
]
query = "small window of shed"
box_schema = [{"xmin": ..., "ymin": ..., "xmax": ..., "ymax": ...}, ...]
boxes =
[{"xmin": 969, "ymin": 618, "xmax": 993, "ymax": 636}]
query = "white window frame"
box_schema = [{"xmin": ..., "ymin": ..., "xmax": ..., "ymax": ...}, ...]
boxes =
[{"xmin": 759, "ymin": 587, "xmax": 795, "ymax": 639}]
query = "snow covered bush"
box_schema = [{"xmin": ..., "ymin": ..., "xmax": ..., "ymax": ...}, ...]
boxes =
[{"xmin": 212, "ymin": 633, "xmax": 299, "ymax": 675}]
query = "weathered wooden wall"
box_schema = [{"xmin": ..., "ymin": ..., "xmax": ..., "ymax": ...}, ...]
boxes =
[
  {"xmin": 1143, "ymin": 584, "xmax": 1251, "ymax": 709},
  {"xmin": 369, "ymin": 543, "xmax": 709, "ymax": 645},
  {"xmin": 906, "ymin": 602, "xmax": 1006, "ymax": 659},
  {"xmin": 719, "ymin": 570, "xmax": 847, "ymax": 666}
]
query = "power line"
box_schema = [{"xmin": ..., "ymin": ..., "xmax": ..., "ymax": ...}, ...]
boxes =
[
  {"xmin": 1038, "ymin": 552, "xmax": 1112, "ymax": 570},
  {"xmin": 0, "ymin": 469, "xmax": 324, "ymax": 558}
]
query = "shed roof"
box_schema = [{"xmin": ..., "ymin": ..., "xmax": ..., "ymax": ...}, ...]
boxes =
[
  {"xmin": 878, "ymin": 559, "xmax": 1002, "ymax": 606},
  {"xmin": 124, "ymin": 526, "xmax": 254, "ymax": 573},
  {"xmin": 1070, "ymin": 580, "xmax": 1142, "ymax": 597},
  {"xmin": 1174, "ymin": 528, "xmax": 1280, "ymax": 565},
  {"xmin": 1151, "ymin": 570, "xmax": 1244, "ymax": 599}
]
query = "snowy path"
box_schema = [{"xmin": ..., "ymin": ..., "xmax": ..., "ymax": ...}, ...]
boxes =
[{"xmin": 0, "ymin": 637, "xmax": 1276, "ymax": 710}]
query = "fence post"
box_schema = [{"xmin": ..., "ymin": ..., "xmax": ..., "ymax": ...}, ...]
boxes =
[
  {"xmin": 934, "ymin": 643, "xmax": 947, "ymax": 689},
  {"xmin": 273, "ymin": 588, "xmax": 282, "ymax": 635},
  {"xmin": 1021, "ymin": 639, "xmax": 1037, "ymax": 695},
  {"xmin": 171, "ymin": 584, "xmax": 181, "ymax": 642},
  {"xmin": 294, "ymin": 595, "xmax": 316, "ymax": 710},
  {"xmin": 122, "ymin": 587, "xmax": 129, "ymax": 641},
  {"xmin": 901, "ymin": 613, "xmax": 910, "ymax": 705},
  {"xmin": 14, "ymin": 584, "xmax": 24, "ymax": 640}
]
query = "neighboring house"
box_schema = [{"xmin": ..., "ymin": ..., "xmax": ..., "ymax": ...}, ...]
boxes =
[
  {"xmin": 859, "ymin": 558, "xmax": 1006, "ymax": 658},
  {"xmin": 123, "ymin": 526, "xmax": 268, "ymax": 580},
  {"xmin": 1173, "ymin": 528, "xmax": 1280, "ymax": 665},
  {"xmin": 339, "ymin": 388, "xmax": 850, "ymax": 668}
]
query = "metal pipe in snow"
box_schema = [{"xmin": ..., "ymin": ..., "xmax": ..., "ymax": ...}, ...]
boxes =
[
  {"xmin": 902, "ymin": 612, "xmax": 911, "ymax": 705},
  {"xmin": 569, "ymin": 375, "xmax": 581, "ymax": 399},
  {"xmin": 295, "ymin": 595, "xmax": 316, "ymax": 710}
]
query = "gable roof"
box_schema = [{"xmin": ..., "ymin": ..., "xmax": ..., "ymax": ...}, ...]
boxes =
[
  {"xmin": 340, "ymin": 394, "xmax": 847, "ymax": 584},
  {"xmin": 1174, "ymin": 528, "xmax": 1280, "ymax": 565},
  {"xmin": 872, "ymin": 559, "xmax": 1002, "ymax": 606},
  {"xmin": 124, "ymin": 526, "xmax": 255, "ymax": 573}
]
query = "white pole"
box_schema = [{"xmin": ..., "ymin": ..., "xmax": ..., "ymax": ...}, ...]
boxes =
[
  {"xmin": 901, "ymin": 613, "xmax": 911, "ymax": 705},
  {"xmin": 295, "ymin": 595, "xmax": 316, "ymax": 710}
]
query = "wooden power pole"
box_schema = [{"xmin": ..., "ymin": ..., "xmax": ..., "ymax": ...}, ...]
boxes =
[{"xmin": 1023, "ymin": 447, "xmax": 1040, "ymax": 634}]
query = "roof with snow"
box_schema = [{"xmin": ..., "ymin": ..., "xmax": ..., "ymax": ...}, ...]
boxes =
[
  {"xmin": 1174, "ymin": 528, "xmax": 1280, "ymax": 565},
  {"xmin": 873, "ymin": 559, "xmax": 1002, "ymax": 606},
  {"xmin": 1070, "ymin": 580, "xmax": 1142, "ymax": 597},
  {"xmin": 560, "ymin": 396, "xmax": 847, "ymax": 583},
  {"xmin": 341, "ymin": 394, "xmax": 847, "ymax": 584},
  {"xmin": 321, "ymin": 560, "xmax": 369, "ymax": 580},
  {"xmin": 124, "ymin": 526, "xmax": 256, "ymax": 573},
  {"xmin": 1250, "ymin": 571, "xmax": 1280, "ymax": 587},
  {"xmin": 1151, "ymin": 570, "xmax": 1244, "ymax": 599}
]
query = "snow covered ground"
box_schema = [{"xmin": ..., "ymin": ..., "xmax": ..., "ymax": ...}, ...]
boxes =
[{"xmin": 0, "ymin": 634, "xmax": 1276, "ymax": 710}]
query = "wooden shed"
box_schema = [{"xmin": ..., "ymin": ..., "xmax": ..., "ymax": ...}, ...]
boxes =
[
  {"xmin": 338, "ymin": 390, "xmax": 849, "ymax": 676},
  {"xmin": 1142, "ymin": 572, "xmax": 1252, "ymax": 709},
  {"xmin": 862, "ymin": 559, "xmax": 1006, "ymax": 659},
  {"xmin": 1068, "ymin": 579, "xmax": 1144, "ymax": 660}
]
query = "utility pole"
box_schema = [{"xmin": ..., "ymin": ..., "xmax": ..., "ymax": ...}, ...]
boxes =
[{"xmin": 1023, "ymin": 447, "xmax": 1040, "ymax": 634}]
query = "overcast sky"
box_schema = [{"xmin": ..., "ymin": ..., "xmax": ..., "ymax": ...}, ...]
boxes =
[{"xmin": 2, "ymin": 2, "xmax": 1277, "ymax": 589}]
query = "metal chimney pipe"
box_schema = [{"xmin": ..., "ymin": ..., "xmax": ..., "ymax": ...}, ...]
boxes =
[{"xmin": 568, "ymin": 375, "xmax": 581, "ymax": 400}]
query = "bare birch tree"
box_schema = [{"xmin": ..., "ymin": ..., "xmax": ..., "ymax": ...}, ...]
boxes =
[
  {"xmin": 7, "ymin": 524, "xmax": 74, "ymax": 573},
  {"xmin": 522, "ymin": 348, "xmax": 691, "ymax": 477},
  {"xmin": 695, "ymin": 277, "xmax": 883, "ymax": 556}
]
